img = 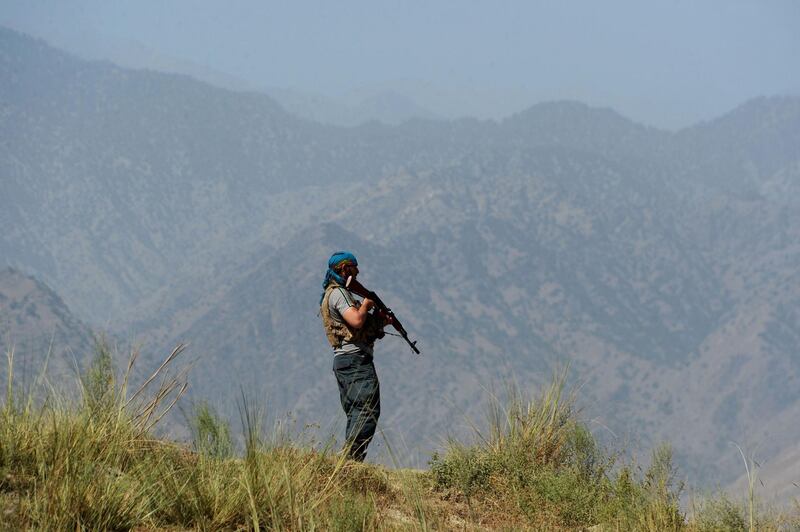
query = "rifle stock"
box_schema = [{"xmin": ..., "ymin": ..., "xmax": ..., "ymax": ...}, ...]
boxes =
[{"xmin": 345, "ymin": 276, "xmax": 421, "ymax": 355}]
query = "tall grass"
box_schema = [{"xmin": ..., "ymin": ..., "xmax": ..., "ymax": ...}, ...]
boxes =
[
  {"xmin": 429, "ymin": 370, "xmax": 650, "ymax": 528},
  {"xmin": 0, "ymin": 341, "xmax": 409, "ymax": 530},
  {"xmin": 2, "ymin": 343, "xmax": 798, "ymax": 530},
  {"xmin": 427, "ymin": 369, "xmax": 798, "ymax": 530}
]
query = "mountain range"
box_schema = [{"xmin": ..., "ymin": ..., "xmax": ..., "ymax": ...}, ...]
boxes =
[{"xmin": 2, "ymin": 26, "xmax": 799, "ymax": 496}]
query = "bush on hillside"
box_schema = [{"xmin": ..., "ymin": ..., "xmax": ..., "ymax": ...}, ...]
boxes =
[{"xmin": 429, "ymin": 371, "xmax": 684, "ymax": 529}]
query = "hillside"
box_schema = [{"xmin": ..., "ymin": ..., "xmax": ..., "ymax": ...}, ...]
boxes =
[
  {"xmin": 2, "ymin": 26, "xmax": 800, "ymax": 493},
  {"xmin": 0, "ymin": 267, "xmax": 95, "ymax": 387},
  {"xmin": 4, "ymin": 359, "xmax": 798, "ymax": 530}
]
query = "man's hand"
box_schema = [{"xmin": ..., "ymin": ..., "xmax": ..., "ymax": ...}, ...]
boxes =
[{"xmin": 374, "ymin": 308, "xmax": 393, "ymax": 326}]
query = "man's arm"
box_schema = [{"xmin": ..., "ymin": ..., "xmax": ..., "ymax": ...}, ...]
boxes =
[{"xmin": 341, "ymin": 298, "xmax": 374, "ymax": 329}]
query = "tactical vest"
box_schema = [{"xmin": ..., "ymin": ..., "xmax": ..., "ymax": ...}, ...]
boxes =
[{"xmin": 320, "ymin": 282, "xmax": 383, "ymax": 349}]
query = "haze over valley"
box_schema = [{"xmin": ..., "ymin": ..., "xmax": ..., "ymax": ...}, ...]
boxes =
[{"xmin": 2, "ymin": 21, "xmax": 800, "ymax": 502}]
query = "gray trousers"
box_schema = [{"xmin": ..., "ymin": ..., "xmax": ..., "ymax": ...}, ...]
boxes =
[{"xmin": 333, "ymin": 353, "xmax": 380, "ymax": 461}]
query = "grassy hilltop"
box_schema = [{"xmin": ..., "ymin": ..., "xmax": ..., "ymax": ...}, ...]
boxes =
[{"xmin": 1, "ymin": 343, "xmax": 797, "ymax": 531}]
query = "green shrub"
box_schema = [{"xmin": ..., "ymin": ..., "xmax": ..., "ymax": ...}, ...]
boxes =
[
  {"xmin": 429, "ymin": 445, "xmax": 494, "ymax": 496},
  {"xmin": 82, "ymin": 336, "xmax": 116, "ymax": 413},
  {"xmin": 189, "ymin": 401, "xmax": 233, "ymax": 459},
  {"xmin": 692, "ymin": 493, "xmax": 747, "ymax": 532},
  {"xmin": 325, "ymin": 491, "xmax": 378, "ymax": 531}
]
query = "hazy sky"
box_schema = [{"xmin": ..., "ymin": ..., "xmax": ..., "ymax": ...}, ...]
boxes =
[{"xmin": 2, "ymin": 1, "xmax": 799, "ymax": 128}]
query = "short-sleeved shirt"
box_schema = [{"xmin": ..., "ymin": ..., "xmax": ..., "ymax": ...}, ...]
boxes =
[{"xmin": 328, "ymin": 286, "xmax": 374, "ymax": 357}]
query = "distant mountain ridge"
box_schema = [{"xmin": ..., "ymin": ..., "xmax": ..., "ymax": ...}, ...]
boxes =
[
  {"xmin": 2, "ymin": 26, "xmax": 800, "ymax": 495},
  {"xmin": 2, "ymin": 25, "xmax": 681, "ymax": 323}
]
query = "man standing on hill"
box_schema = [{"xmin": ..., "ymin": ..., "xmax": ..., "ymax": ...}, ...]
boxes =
[{"xmin": 319, "ymin": 251, "xmax": 388, "ymax": 461}]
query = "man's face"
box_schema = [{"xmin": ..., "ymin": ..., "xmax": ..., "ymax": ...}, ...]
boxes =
[{"xmin": 340, "ymin": 262, "xmax": 359, "ymax": 280}]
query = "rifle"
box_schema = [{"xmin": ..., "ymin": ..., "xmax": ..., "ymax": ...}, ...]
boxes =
[{"xmin": 345, "ymin": 276, "xmax": 421, "ymax": 355}]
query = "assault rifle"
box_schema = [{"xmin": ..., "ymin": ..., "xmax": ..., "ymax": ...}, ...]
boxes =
[{"xmin": 346, "ymin": 276, "xmax": 421, "ymax": 355}]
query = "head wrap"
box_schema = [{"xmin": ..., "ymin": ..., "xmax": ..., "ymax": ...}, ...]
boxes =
[{"xmin": 320, "ymin": 251, "xmax": 358, "ymax": 304}]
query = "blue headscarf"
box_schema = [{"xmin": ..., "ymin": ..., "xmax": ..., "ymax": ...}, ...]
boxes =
[{"xmin": 320, "ymin": 251, "xmax": 358, "ymax": 304}]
